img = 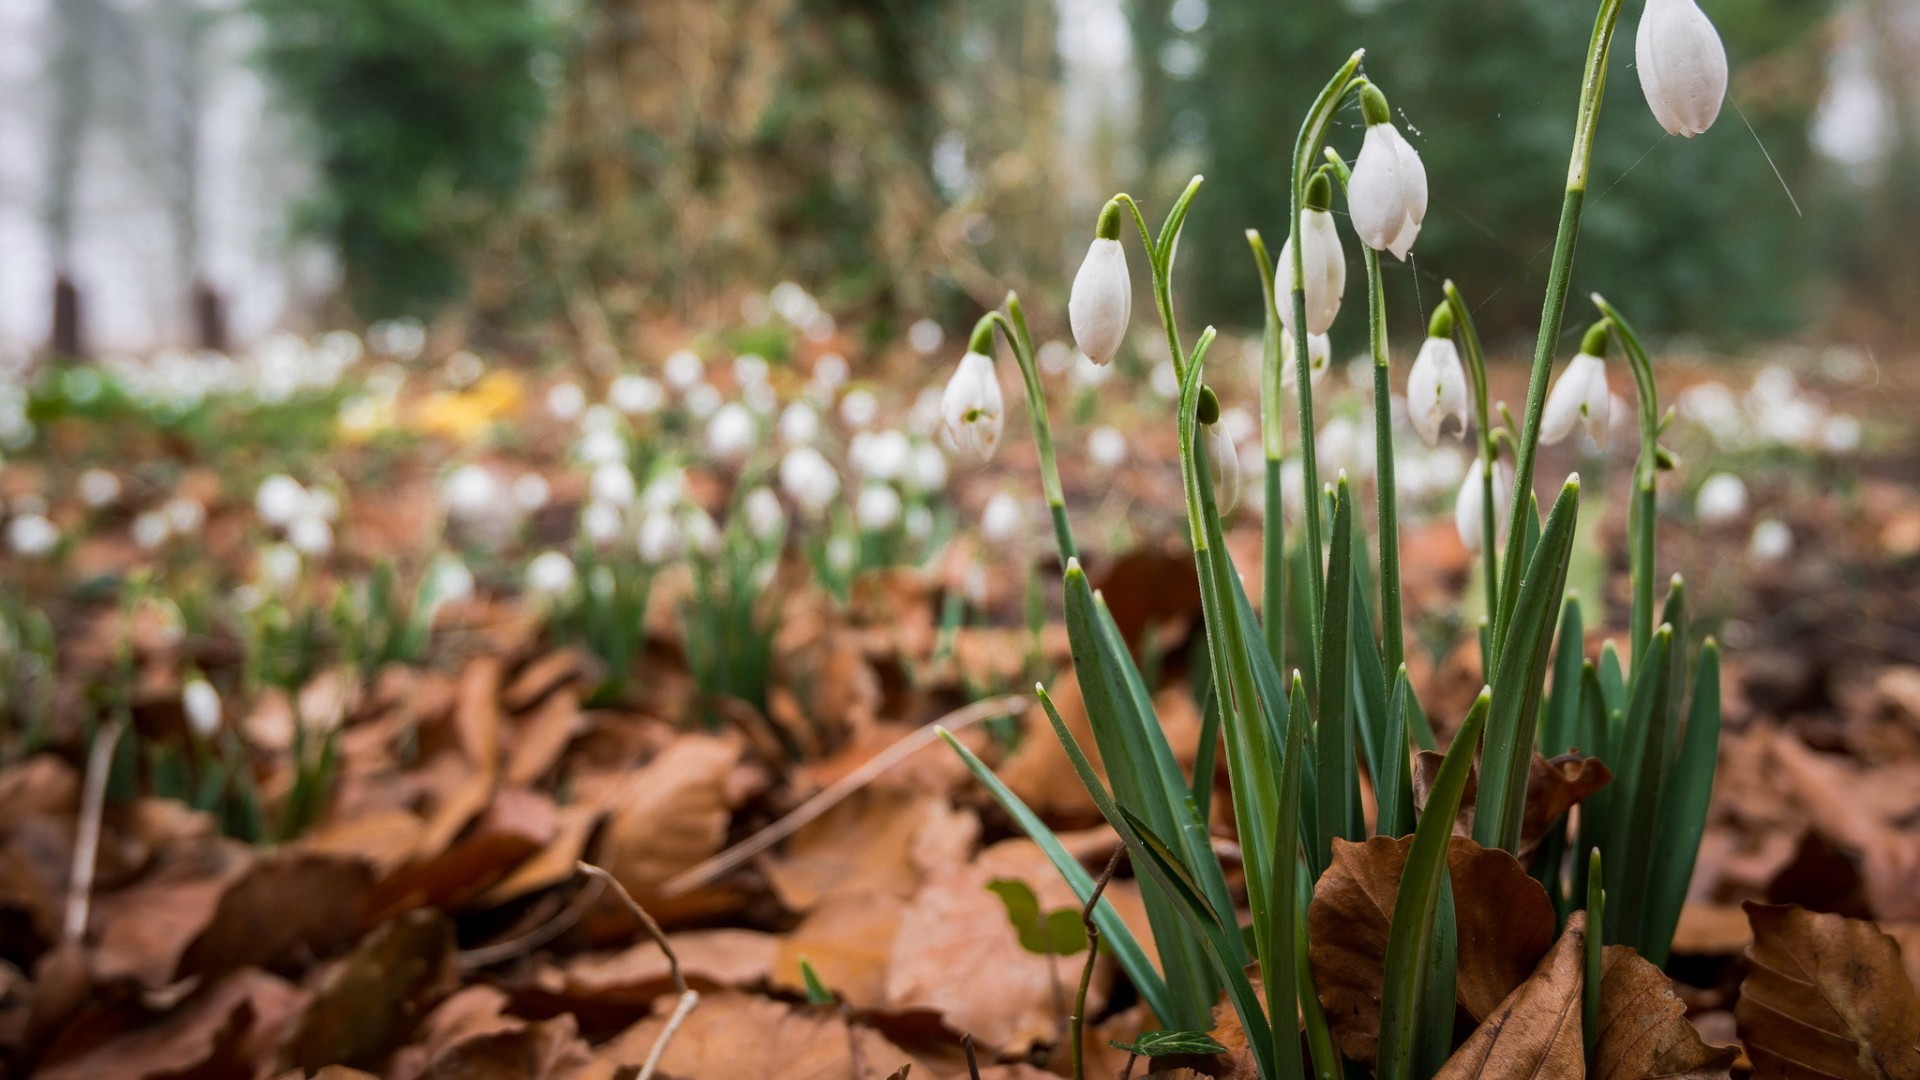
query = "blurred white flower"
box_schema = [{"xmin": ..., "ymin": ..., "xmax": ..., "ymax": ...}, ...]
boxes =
[
  {"xmin": 780, "ymin": 402, "xmax": 821, "ymax": 446},
  {"xmin": 1277, "ymin": 203, "xmax": 1346, "ymax": 336},
  {"xmin": 857, "ymin": 484, "xmax": 903, "ymax": 530},
  {"xmin": 1749, "ymin": 518, "xmax": 1792, "ymax": 562},
  {"xmin": 706, "ymin": 403, "xmax": 758, "ymax": 462},
  {"xmin": 591, "ymin": 462, "xmax": 638, "ymax": 507},
  {"xmin": 1088, "ymin": 426, "xmax": 1127, "ymax": 471},
  {"xmin": 682, "ymin": 507, "xmax": 721, "ymax": 557},
  {"xmin": 826, "ymin": 535, "xmax": 856, "ymax": 573},
  {"xmin": 255, "ymin": 474, "xmax": 310, "ymax": 527},
  {"xmin": 641, "ymin": 469, "xmax": 686, "ymax": 513},
  {"xmin": 850, "ymin": 429, "xmax": 911, "ymax": 481},
  {"xmin": 908, "ymin": 318, "xmax": 946, "ymax": 355},
  {"xmin": 1069, "ymin": 236, "xmax": 1132, "ymax": 365},
  {"xmin": 940, "ymin": 352, "xmax": 1004, "ymax": 461},
  {"xmin": 1540, "ymin": 352, "xmax": 1612, "ymax": 446},
  {"xmin": 1820, "ymin": 415, "xmax": 1862, "ymax": 454},
  {"xmin": 980, "ymin": 492, "xmax": 1024, "ymax": 545},
  {"xmin": 1150, "ymin": 361, "xmax": 1180, "ymax": 400},
  {"xmin": 610, "ymin": 374, "xmax": 666, "ymax": 416},
  {"xmin": 7, "ymin": 514, "xmax": 56, "ymax": 557},
  {"xmin": 287, "ymin": 515, "xmax": 334, "ymax": 556},
  {"xmin": 664, "ymin": 349, "xmax": 704, "ymax": 391},
  {"xmin": 574, "ymin": 427, "xmax": 628, "ymax": 467},
  {"xmin": 1636, "ymin": 0, "xmax": 1728, "ymax": 137},
  {"xmin": 905, "ymin": 505, "xmax": 935, "ymax": 543},
  {"xmin": 78, "ymin": 468, "xmax": 122, "ymax": 509},
  {"xmin": 546, "ymin": 381, "xmax": 586, "ymax": 421},
  {"xmin": 1205, "ymin": 423, "xmax": 1241, "ymax": 513},
  {"xmin": 780, "ymin": 447, "xmax": 841, "ymax": 516},
  {"xmin": 580, "ymin": 501, "xmax": 624, "ymax": 547},
  {"xmin": 684, "ymin": 382, "xmax": 722, "ymax": 419},
  {"xmin": 637, "ymin": 510, "xmax": 683, "ymax": 563},
  {"xmin": 1407, "ymin": 336, "xmax": 1469, "ymax": 445},
  {"xmin": 443, "ymin": 464, "xmax": 503, "ymax": 521},
  {"xmin": 260, "ymin": 543, "xmax": 302, "ymax": 591},
  {"xmin": 907, "ymin": 444, "xmax": 950, "ymax": 492},
  {"xmin": 743, "ymin": 487, "xmax": 785, "ymax": 541},
  {"xmin": 132, "ymin": 510, "xmax": 171, "ymax": 550},
  {"xmin": 182, "ymin": 678, "xmax": 222, "ymax": 738},
  {"xmin": 839, "ymin": 388, "xmax": 879, "ymax": 429},
  {"xmin": 1454, "ymin": 459, "xmax": 1513, "ymax": 553},
  {"xmin": 733, "ymin": 353, "xmax": 770, "ymax": 386},
  {"xmin": 1695, "ymin": 473, "xmax": 1749, "ymax": 525},
  {"xmin": 812, "ymin": 354, "xmax": 850, "ymax": 396},
  {"xmin": 513, "ymin": 473, "xmax": 551, "ymax": 511},
  {"xmin": 525, "ymin": 550, "xmax": 578, "ymax": 600},
  {"xmin": 444, "ymin": 350, "xmax": 484, "ymax": 388}
]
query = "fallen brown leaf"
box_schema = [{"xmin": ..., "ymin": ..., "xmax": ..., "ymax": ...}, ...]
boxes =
[
  {"xmin": 593, "ymin": 732, "xmax": 742, "ymax": 912},
  {"xmin": 1737, "ymin": 902, "xmax": 1920, "ymax": 1080},
  {"xmin": 503, "ymin": 686, "xmax": 582, "ymax": 789},
  {"xmin": 454, "ymin": 657, "xmax": 504, "ymax": 777},
  {"xmin": 1310, "ymin": 835, "xmax": 1557, "ymax": 1065},
  {"xmin": 177, "ymin": 850, "xmax": 372, "ymax": 979},
  {"xmin": 1592, "ymin": 942, "xmax": 1737, "ymax": 1080},
  {"xmin": 279, "ymin": 910, "xmax": 457, "ymax": 1073},
  {"xmin": 764, "ymin": 790, "xmax": 979, "ymax": 912},
  {"xmin": 605, "ymin": 989, "xmax": 945, "ymax": 1080},
  {"xmin": 770, "ymin": 888, "xmax": 903, "ymax": 1008},
  {"xmin": 1433, "ymin": 912, "xmax": 1585, "ymax": 1080},
  {"xmin": 549, "ymin": 928, "xmax": 777, "ymax": 1005},
  {"xmin": 36, "ymin": 968, "xmax": 308, "ymax": 1080},
  {"xmin": 369, "ymin": 789, "xmax": 557, "ymax": 920}
]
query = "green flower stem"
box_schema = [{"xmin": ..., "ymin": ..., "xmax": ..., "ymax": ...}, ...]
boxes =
[
  {"xmin": 1116, "ymin": 176, "xmax": 1205, "ymax": 382},
  {"xmin": 1443, "ymin": 282, "xmax": 1502, "ymax": 640},
  {"xmin": 986, "ymin": 297, "xmax": 1077, "ymax": 563},
  {"xmin": 1247, "ymin": 229, "xmax": 1288, "ymax": 674},
  {"xmin": 1286, "ymin": 51, "xmax": 1366, "ymax": 676},
  {"xmin": 1327, "ymin": 149, "xmax": 1405, "ymax": 674},
  {"xmin": 1493, "ymin": 0, "xmax": 1623, "ymax": 654},
  {"xmin": 1592, "ymin": 295, "xmax": 1662, "ymax": 676}
]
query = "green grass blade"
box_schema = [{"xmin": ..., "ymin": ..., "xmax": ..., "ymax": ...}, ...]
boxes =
[
  {"xmin": 1313, "ymin": 477, "xmax": 1358, "ymax": 874},
  {"xmin": 1541, "ymin": 595, "xmax": 1586, "ymax": 757},
  {"xmin": 1376, "ymin": 667, "xmax": 1416, "ymax": 838},
  {"xmin": 1601, "ymin": 624, "xmax": 1675, "ymax": 946},
  {"xmin": 1377, "ymin": 690, "xmax": 1492, "ymax": 1080},
  {"xmin": 1639, "ymin": 638, "xmax": 1721, "ymax": 966},
  {"xmin": 1474, "ymin": 477, "xmax": 1583, "ymax": 853}
]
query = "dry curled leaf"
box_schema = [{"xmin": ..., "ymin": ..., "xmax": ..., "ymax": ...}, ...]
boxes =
[
  {"xmin": 606, "ymin": 990, "xmax": 944, "ymax": 1080},
  {"xmin": 1434, "ymin": 912, "xmax": 1586, "ymax": 1080},
  {"xmin": 36, "ymin": 968, "xmax": 308, "ymax": 1080},
  {"xmin": 593, "ymin": 733, "xmax": 742, "ymax": 911},
  {"xmin": 1309, "ymin": 835, "xmax": 1556, "ymax": 1065},
  {"xmin": 1593, "ymin": 942, "xmax": 1737, "ymax": 1080},
  {"xmin": 1737, "ymin": 902, "xmax": 1920, "ymax": 1080},
  {"xmin": 1411, "ymin": 751, "xmax": 1611, "ymax": 855},
  {"xmin": 280, "ymin": 910, "xmax": 457, "ymax": 1073}
]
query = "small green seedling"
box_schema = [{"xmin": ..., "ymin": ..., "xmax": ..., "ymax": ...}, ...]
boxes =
[{"xmin": 986, "ymin": 879, "xmax": 1089, "ymax": 957}]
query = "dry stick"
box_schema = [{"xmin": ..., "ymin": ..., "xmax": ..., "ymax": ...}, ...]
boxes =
[
  {"xmin": 63, "ymin": 720, "xmax": 125, "ymax": 944},
  {"xmin": 961, "ymin": 1034, "xmax": 983, "ymax": 1080},
  {"xmin": 456, "ymin": 872, "xmax": 608, "ymax": 970},
  {"xmin": 577, "ymin": 861, "xmax": 698, "ymax": 1080},
  {"xmin": 661, "ymin": 694, "xmax": 1029, "ymax": 897},
  {"xmin": 1069, "ymin": 845, "xmax": 1125, "ymax": 1080}
]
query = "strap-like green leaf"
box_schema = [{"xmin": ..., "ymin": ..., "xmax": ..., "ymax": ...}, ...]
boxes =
[
  {"xmin": 1601, "ymin": 624, "xmax": 1675, "ymax": 946},
  {"xmin": 1639, "ymin": 639, "xmax": 1721, "ymax": 966},
  {"xmin": 1314, "ymin": 478, "xmax": 1359, "ymax": 873},
  {"xmin": 1541, "ymin": 596, "xmax": 1586, "ymax": 756}
]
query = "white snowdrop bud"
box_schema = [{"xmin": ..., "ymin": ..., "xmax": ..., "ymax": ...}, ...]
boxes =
[
  {"xmin": 132, "ymin": 510, "xmax": 171, "ymax": 550},
  {"xmin": 525, "ymin": 550, "xmax": 577, "ymax": 599},
  {"xmin": 636, "ymin": 510, "xmax": 683, "ymax": 563},
  {"xmin": 663, "ymin": 349, "xmax": 704, "ymax": 391},
  {"xmin": 1204, "ymin": 422, "xmax": 1241, "ymax": 514},
  {"xmin": 1279, "ymin": 329, "xmax": 1334, "ymax": 393},
  {"xmin": 7, "ymin": 514, "xmax": 57, "ymax": 557},
  {"xmin": 580, "ymin": 501, "xmax": 624, "ymax": 547},
  {"xmin": 850, "ymin": 429, "xmax": 911, "ymax": 481},
  {"xmin": 705, "ymin": 402, "xmax": 757, "ymax": 462},
  {"xmin": 857, "ymin": 484, "xmax": 903, "ymax": 531},
  {"xmin": 942, "ymin": 328, "xmax": 1005, "ymax": 461},
  {"xmin": 1636, "ymin": 0, "xmax": 1728, "ymax": 138},
  {"xmin": 1540, "ymin": 325, "xmax": 1614, "ymax": 447},
  {"xmin": 839, "ymin": 387, "xmax": 879, "ymax": 429},
  {"xmin": 545, "ymin": 381, "xmax": 586, "ymax": 421},
  {"xmin": 1695, "ymin": 473, "xmax": 1748, "ymax": 525},
  {"xmin": 1455, "ymin": 458, "xmax": 1514, "ymax": 553},
  {"xmin": 79, "ymin": 468, "xmax": 122, "ymax": 509},
  {"xmin": 1748, "ymin": 518, "xmax": 1791, "ymax": 562},
  {"xmin": 287, "ymin": 514, "xmax": 333, "ymax": 556},
  {"xmin": 907, "ymin": 444, "xmax": 949, "ymax": 493},
  {"xmin": 512, "ymin": 473, "xmax": 551, "ymax": 511},
  {"xmin": 743, "ymin": 487, "xmax": 785, "ymax": 541},
  {"xmin": 980, "ymin": 492, "xmax": 1024, "ymax": 545},
  {"xmin": 684, "ymin": 382, "xmax": 721, "ymax": 419},
  {"xmin": 590, "ymin": 462, "xmax": 637, "ymax": 507},
  {"xmin": 182, "ymin": 678, "xmax": 222, "ymax": 739},
  {"xmin": 1068, "ymin": 201, "xmax": 1132, "ymax": 366},
  {"xmin": 610, "ymin": 374, "xmax": 666, "ymax": 416},
  {"xmin": 255, "ymin": 474, "xmax": 309, "ymax": 527},
  {"xmin": 1408, "ymin": 308, "xmax": 1469, "ymax": 446},
  {"xmin": 1276, "ymin": 173, "xmax": 1347, "ymax": 336},
  {"xmin": 780, "ymin": 402, "xmax": 821, "ymax": 445},
  {"xmin": 1088, "ymin": 426, "xmax": 1127, "ymax": 471},
  {"xmin": 1346, "ymin": 85, "xmax": 1429, "ymax": 261},
  {"xmin": 779, "ymin": 446, "xmax": 841, "ymax": 516},
  {"xmin": 260, "ymin": 542, "xmax": 302, "ymax": 590},
  {"xmin": 681, "ymin": 507, "xmax": 721, "ymax": 557},
  {"xmin": 442, "ymin": 464, "xmax": 502, "ymax": 521}
]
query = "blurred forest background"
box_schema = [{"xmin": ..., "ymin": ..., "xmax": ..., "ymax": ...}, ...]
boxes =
[{"xmin": 4, "ymin": 0, "xmax": 1917, "ymax": 363}]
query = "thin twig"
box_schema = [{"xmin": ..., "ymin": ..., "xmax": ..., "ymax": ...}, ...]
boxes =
[
  {"xmin": 456, "ymin": 872, "xmax": 607, "ymax": 970},
  {"xmin": 961, "ymin": 1034, "xmax": 982, "ymax": 1080},
  {"xmin": 64, "ymin": 720, "xmax": 125, "ymax": 943},
  {"xmin": 577, "ymin": 861, "xmax": 698, "ymax": 1080},
  {"xmin": 1069, "ymin": 846, "xmax": 1124, "ymax": 1080},
  {"xmin": 661, "ymin": 695, "xmax": 1028, "ymax": 897}
]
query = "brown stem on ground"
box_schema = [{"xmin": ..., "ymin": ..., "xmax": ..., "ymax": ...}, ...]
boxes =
[
  {"xmin": 578, "ymin": 860, "xmax": 698, "ymax": 1080},
  {"xmin": 456, "ymin": 871, "xmax": 608, "ymax": 969},
  {"xmin": 961, "ymin": 1033, "xmax": 982, "ymax": 1080},
  {"xmin": 1070, "ymin": 845, "xmax": 1125, "ymax": 1080},
  {"xmin": 63, "ymin": 720, "xmax": 125, "ymax": 943}
]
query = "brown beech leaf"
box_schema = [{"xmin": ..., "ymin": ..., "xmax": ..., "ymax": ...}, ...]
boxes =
[
  {"xmin": 593, "ymin": 732, "xmax": 741, "ymax": 911},
  {"xmin": 1593, "ymin": 943, "xmax": 1737, "ymax": 1080},
  {"xmin": 549, "ymin": 928, "xmax": 778, "ymax": 1005},
  {"xmin": 1310, "ymin": 835, "xmax": 1557, "ymax": 1065},
  {"xmin": 603, "ymin": 990, "xmax": 945, "ymax": 1079},
  {"xmin": 454, "ymin": 657, "xmax": 504, "ymax": 777},
  {"xmin": 1410, "ymin": 752, "xmax": 1610, "ymax": 855},
  {"xmin": 280, "ymin": 910, "xmax": 457, "ymax": 1073},
  {"xmin": 1737, "ymin": 902, "xmax": 1920, "ymax": 1080},
  {"xmin": 769, "ymin": 889, "xmax": 903, "ymax": 1008},
  {"xmin": 764, "ymin": 790, "xmax": 978, "ymax": 912},
  {"xmin": 1434, "ymin": 912, "xmax": 1586, "ymax": 1080},
  {"xmin": 177, "ymin": 850, "xmax": 373, "ymax": 978},
  {"xmin": 369, "ymin": 788, "xmax": 556, "ymax": 921},
  {"xmin": 36, "ymin": 968, "xmax": 308, "ymax": 1080}
]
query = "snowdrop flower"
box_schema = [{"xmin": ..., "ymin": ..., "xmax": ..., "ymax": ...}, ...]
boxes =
[
  {"xmin": 681, "ymin": 507, "xmax": 722, "ymax": 557},
  {"xmin": 980, "ymin": 492, "xmax": 1024, "ymax": 545},
  {"xmin": 525, "ymin": 550, "xmax": 577, "ymax": 600},
  {"xmin": 1454, "ymin": 459, "xmax": 1514, "ymax": 553},
  {"xmin": 780, "ymin": 403, "xmax": 820, "ymax": 446},
  {"xmin": 1748, "ymin": 518, "xmax": 1791, "ymax": 562},
  {"xmin": 850, "ymin": 429, "xmax": 912, "ymax": 481},
  {"xmin": 857, "ymin": 484, "xmax": 903, "ymax": 531},
  {"xmin": 812, "ymin": 353, "xmax": 850, "ymax": 396},
  {"xmin": 684, "ymin": 383, "xmax": 722, "ymax": 419},
  {"xmin": 442, "ymin": 464, "xmax": 503, "ymax": 521},
  {"xmin": 1347, "ymin": 84, "xmax": 1429, "ymax": 261},
  {"xmin": 941, "ymin": 329, "xmax": 1005, "ymax": 461},
  {"xmin": 640, "ymin": 469, "xmax": 686, "ymax": 514},
  {"xmin": 1540, "ymin": 324, "xmax": 1613, "ymax": 446},
  {"xmin": 744, "ymin": 380, "xmax": 778, "ymax": 416},
  {"xmin": 636, "ymin": 510, "xmax": 683, "ymax": 563},
  {"xmin": 1276, "ymin": 173, "xmax": 1346, "ymax": 336},
  {"xmin": 7, "ymin": 514, "xmax": 57, "ymax": 557},
  {"xmin": 1407, "ymin": 308, "xmax": 1469, "ymax": 445},
  {"xmin": 163, "ymin": 497, "xmax": 205, "ymax": 536},
  {"xmin": 546, "ymin": 381, "xmax": 586, "ymax": 422},
  {"xmin": 1204, "ymin": 423, "xmax": 1241, "ymax": 513},
  {"xmin": 590, "ymin": 462, "xmax": 637, "ymax": 507},
  {"xmin": 1820, "ymin": 415, "xmax": 1862, "ymax": 454},
  {"xmin": 610, "ymin": 374, "xmax": 666, "ymax": 416},
  {"xmin": 1695, "ymin": 473, "xmax": 1748, "ymax": 524},
  {"xmin": 1068, "ymin": 200, "xmax": 1132, "ymax": 365},
  {"xmin": 78, "ymin": 469, "xmax": 122, "ymax": 509},
  {"xmin": 574, "ymin": 427, "xmax": 627, "ymax": 468},
  {"xmin": 733, "ymin": 353, "xmax": 770, "ymax": 386},
  {"xmin": 259, "ymin": 543, "xmax": 302, "ymax": 591},
  {"xmin": 825, "ymin": 535, "xmax": 856, "ymax": 574},
  {"xmin": 780, "ymin": 446, "xmax": 841, "ymax": 516},
  {"xmin": 255, "ymin": 474, "xmax": 310, "ymax": 527},
  {"xmin": 132, "ymin": 510, "xmax": 171, "ymax": 550},
  {"xmin": 905, "ymin": 505, "xmax": 934, "ymax": 543},
  {"xmin": 839, "ymin": 387, "xmax": 879, "ymax": 429},
  {"xmin": 705, "ymin": 403, "xmax": 757, "ymax": 462},
  {"xmin": 743, "ymin": 487, "xmax": 785, "ymax": 541},
  {"xmin": 1278, "ymin": 330, "xmax": 1334, "ymax": 393},
  {"xmin": 512, "ymin": 474, "xmax": 551, "ymax": 511},
  {"xmin": 663, "ymin": 349, "xmax": 704, "ymax": 391},
  {"xmin": 1636, "ymin": 0, "xmax": 1728, "ymax": 137},
  {"xmin": 580, "ymin": 501, "xmax": 624, "ymax": 547},
  {"xmin": 907, "ymin": 444, "xmax": 949, "ymax": 492},
  {"xmin": 1088, "ymin": 426, "xmax": 1127, "ymax": 471},
  {"xmin": 287, "ymin": 515, "xmax": 333, "ymax": 556},
  {"xmin": 182, "ymin": 678, "xmax": 221, "ymax": 739}
]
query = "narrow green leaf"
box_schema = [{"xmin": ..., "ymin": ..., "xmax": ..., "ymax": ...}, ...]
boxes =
[
  {"xmin": 1378, "ymin": 690, "xmax": 1493, "ymax": 1080},
  {"xmin": 1583, "ymin": 851, "xmax": 1603, "ymax": 1066},
  {"xmin": 938, "ymin": 728, "xmax": 1175, "ymax": 1024},
  {"xmin": 1376, "ymin": 667, "xmax": 1416, "ymax": 838},
  {"xmin": 800, "ymin": 957, "xmax": 836, "ymax": 1005},
  {"xmin": 1111, "ymin": 1030, "xmax": 1229, "ymax": 1057},
  {"xmin": 1541, "ymin": 595, "xmax": 1586, "ymax": 757},
  {"xmin": 1640, "ymin": 639, "xmax": 1721, "ymax": 966},
  {"xmin": 1601, "ymin": 624, "xmax": 1675, "ymax": 946},
  {"xmin": 1314, "ymin": 478, "xmax": 1358, "ymax": 873}
]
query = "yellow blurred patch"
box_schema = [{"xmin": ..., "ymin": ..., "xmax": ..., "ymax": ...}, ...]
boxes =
[{"xmin": 411, "ymin": 371, "xmax": 525, "ymax": 443}]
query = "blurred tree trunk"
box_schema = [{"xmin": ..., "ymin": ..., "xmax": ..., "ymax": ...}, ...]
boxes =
[{"xmin": 46, "ymin": 0, "xmax": 101, "ymax": 359}]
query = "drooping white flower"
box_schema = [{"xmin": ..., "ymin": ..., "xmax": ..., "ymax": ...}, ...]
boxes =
[
  {"xmin": 906, "ymin": 444, "xmax": 949, "ymax": 493},
  {"xmin": 132, "ymin": 510, "xmax": 171, "ymax": 550},
  {"xmin": 1068, "ymin": 234, "xmax": 1132, "ymax": 366},
  {"xmin": 779, "ymin": 446, "xmax": 841, "ymax": 516},
  {"xmin": 78, "ymin": 468, "xmax": 122, "ymax": 509},
  {"xmin": 545, "ymin": 381, "xmax": 586, "ymax": 421},
  {"xmin": 1454, "ymin": 458, "xmax": 1514, "ymax": 553},
  {"xmin": 1278, "ymin": 329, "xmax": 1334, "ymax": 393},
  {"xmin": 259, "ymin": 542, "xmax": 302, "ymax": 591},
  {"xmin": 681, "ymin": 507, "xmax": 721, "ymax": 557},
  {"xmin": 1636, "ymin": 0, "xmax": 1728, "ymax": 138},
  {"xmin": 442, "ymin": 463, "xmax": 503, "ymax": 521},
  {"xmin": 513, "ymin": 474, "xmax": 551, "ymax": 511},
  {"xmin": 1540, "ymin": 352, "xmax": 1612, "ymax": 446},
  {"xmin": 636, "ymin": 510, "xmax": 683, "ymax": 563},
  {"xmin": 980, "ymin": 492, "xmax": 1024, "ymax": 545},
  {"xmin": 182, "ymin": 678, "xmax": 222, "ymax": 738},
  {"xmin": 1748, "ymin": 518, "xmax": 1792, "ymax": 562},
  {"xmin": 162, "ymin": 497, "xmax": 205, "ymax": 535},
  {"xmin": 525, "ymin": 550, "xmax": 578, "ymax": 600},
  {"xmin": 742, "ymin": 487, "xmax": 785, "ymax": 541},
  {"xmin": 857, "ymin": 484, "xmax": 903, "ymax": 531},
  {"xmin": 1088, "ymin": 426, "xmax": 1127, "ymax": 471},
  {"xmin": 684, "ymin": 383, "xmax": 722, "ymax": 419},
  {"xmin": 940, "ymin": 350, "xmax": 1004, "ymax": 461},
  {"xmin": 610, "ymin": 374, "xmax": 666, "ymax": 416},
  {"xmin": 705, "ymin": 402, "xmax": 757, "ymax": 462},
  {"xmin": 590, "ymin": 462, "xmax": 638, "ymax": 507},
  {"xmin": 850, "ymin": 429, "xmax": 912, "ymax": 481},
  {"xmin": 580, "ymin": 501, "xmax": 624, "ymax": 547},
  {"xmin": 1347, "ymin": 88, "xmax": 1429, "ymax": 261},
  {"xmin": 286, "ymin": 514, "xmax": 333, "ymax": 556},
  {"xmin": 779, "ymin": 402, "xmax": 821, "ymax": 446},
  {"xmin": 1276, "ymin": 197, "xmax": 1347, "ymax": 336},
  {"xmin": 839, "ymin": 388, "xmax": 879, "ymax": 429},
  {"xmin": 1407, "ymin": 336, "xmax": 1470, "ymax": 446},
  {"xmin": 255, "ymin": 474, "xmax": 310, "ymax": 527},
  {"xmin": 663, "ymin": 349, "xmax": 704, "ymax": 391},
  {"xmin": 7, "ymin": 514, "xmax": 57, "ymax": 557},
  {"xmin": 1695, "ymin": 473, "xmax": 1748, "ymax": 524},
  {"xmin": 1204, "ymin": 423, "xmax": 1241, "ymax": 514}
]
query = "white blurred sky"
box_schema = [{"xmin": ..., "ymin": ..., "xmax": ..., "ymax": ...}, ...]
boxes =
[{"xmin": 0, "ymin": 0, "xmax": 1902, "ymax": 357}]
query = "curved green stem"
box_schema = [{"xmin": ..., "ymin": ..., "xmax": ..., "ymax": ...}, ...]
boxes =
[
  {"xmin": 1247, "ymin": 230, "xmax": 1287, "ymax": 673},
  {"xmin": 1591, "ymin": 295, "xmax": 1661, "ymax": 677},
  {"xmin": 1444, "ymin": 282, "xmax": 1502, "ymax": 648},
  {"xmin": 987, "ymin": 298, "xmax": 1077, "ymax": 563},
  {"xmin": 1115, "ymin": 176, "xmax": 1204, "ymax": 382},
  {"xmin": 1493, "ymin": 0, "xmax": 1624, "ymax": 654}
]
